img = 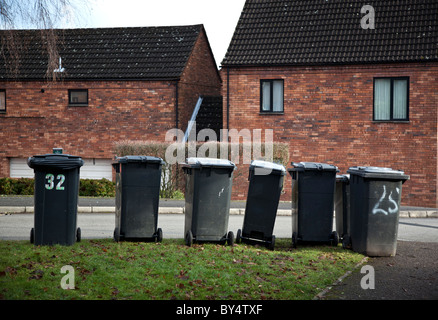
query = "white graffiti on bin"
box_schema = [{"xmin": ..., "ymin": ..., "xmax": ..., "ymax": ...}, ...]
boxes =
[{"xmin": 372, "ymin": 185, "xmax": 399, "ymax": 215}]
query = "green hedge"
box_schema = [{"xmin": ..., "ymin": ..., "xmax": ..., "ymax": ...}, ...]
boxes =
[
  {"xmin": 0, "ymin": 178, "xmax": 34, "ymax": 195},
  {"xmin": 0, "ymin": 178, "xmax": 115, "ymax": 197},
  {"xmin": 79, "ymin": 179, "xmax": 115, "ymax": 197}
]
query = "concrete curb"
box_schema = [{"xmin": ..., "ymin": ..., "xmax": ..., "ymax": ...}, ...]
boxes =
[{"xmin": 0, "ymin": 206, "xmax": 437, "ymax": 217}]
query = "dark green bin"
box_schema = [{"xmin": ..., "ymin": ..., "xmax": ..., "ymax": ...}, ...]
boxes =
[
  {"xmin": 28, "ymin": 150, "xmax": 83, "ymax": 246},
  {"xmin": 182, "ymin": 157, "xmax": 236, "ymax": 246},
  {"xmin": 346, "ymin": 166, "xmax": 409, "ymax": 256},
  {"xmin": 112, "ymin": 156, "xmax": 164, "ymax": 242},
  {"xmin": 288, "ymin": 162, "xmax": 339, "ymax": 247},
  {"xmin": 236, "ymin": 160, "xmax": 286, "ymax": 250}
]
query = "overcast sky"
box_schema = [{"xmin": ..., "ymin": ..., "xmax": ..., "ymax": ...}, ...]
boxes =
[{"xmin": 74, "ymin": 0, "xmax": 247, "ymax": 67}]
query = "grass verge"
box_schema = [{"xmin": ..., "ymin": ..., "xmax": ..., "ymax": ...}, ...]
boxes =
[{"xmin": 0, "ymin": 239, "xmax": 364, "ymax": 300}]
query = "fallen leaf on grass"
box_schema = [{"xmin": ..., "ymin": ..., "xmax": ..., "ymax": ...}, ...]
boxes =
[
  {"xmin": 111, "ymin": 287, "xmax": 119, "ymax": 296},
  {"xmin": 175, "ymin": 270, "xmax": 189, "ymax": 280},
  {"xmin": 28, "ymin": 270, "xmax": 43, "ymax": 280}
]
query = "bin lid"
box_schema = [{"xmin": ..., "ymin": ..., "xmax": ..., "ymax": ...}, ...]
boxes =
[
  {"xmin": 28, "ymin": 154, "xmax": 84, "ymax": 171},
  {"xmin": 347, "ymin": 166, "xmax": 410, "ymax": 181},
  {"xmin": 115, "ymin": 155, "xmax": 164, "ymax": 165},
  {"xmin": 336, "ymin": 174, "xmax": 350, "ymax": 182},
  {"xmin": 288, "ymin": 162, "xmax": 338, "ymax": 172},
  {"xmin": 183, "ymin": 157, "xmax": 236, "ymax": 169},
  {"xmin": 250, "ymin": 160, "xmax": 286, "ymax": 174}
]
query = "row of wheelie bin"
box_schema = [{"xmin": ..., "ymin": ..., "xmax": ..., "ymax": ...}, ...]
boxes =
[
  {"xmin": 25, "ymin": 150, "xmax": 284, "ymax": 249},
  {"xmin": 25, "ymin": 151, "xmax": 238, "ymax": 247},
  {"xmin": 26, "ymin": 149, "xmax": 409, "ymax": 256}
]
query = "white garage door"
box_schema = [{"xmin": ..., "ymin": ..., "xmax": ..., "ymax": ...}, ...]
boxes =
[
  {"xmin": 9, "ymin": 158, "xmax": 34, "ymax": 178},
  {"xmin": 10, "ymin": 158, "xmax": 113, "ymax": 181},
  {"xmin": 79, "ymin": 159, "xmax": 113, "ymax": 180}
]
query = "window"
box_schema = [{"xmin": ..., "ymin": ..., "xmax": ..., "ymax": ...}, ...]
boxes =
[
  {"xmin": 260, "ymin": 80, "xmax": 284, "ymax": 113},
  {"xmin": 374, "ymin": 77, "xmax": 409, "ymax": 121},
  {"xmin": 0, "ymin": 90, "xmax": 5, "ymax": 113},
  {"xmin": 68, "ymin": 89, "xmax": 88, "ymax": 106}
]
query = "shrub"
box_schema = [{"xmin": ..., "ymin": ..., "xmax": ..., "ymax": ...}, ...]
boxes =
[
  {"xmin": 0, "ymin": 177, "xmax": 115, "ymax": 197},
  {"xmin": 79, "ymin": 179, "xmax": 115, "ymax": 197},
  {"xmin": 0, "ymin": 178, "xmax": 34, "ymax": 195}
]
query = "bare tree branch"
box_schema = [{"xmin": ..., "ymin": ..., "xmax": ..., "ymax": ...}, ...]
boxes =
[{"xmin": 0, "ymin": 0, "xmax": 86, "ymax": 81}]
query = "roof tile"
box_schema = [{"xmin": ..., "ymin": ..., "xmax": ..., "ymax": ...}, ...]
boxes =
[
  {"xmin": 0, "ymin": 25, "xmax": 203, "ymax": 80},
  {"xmin": 222, "ymin": 0, "xmax": 438, "ymax": 66}
]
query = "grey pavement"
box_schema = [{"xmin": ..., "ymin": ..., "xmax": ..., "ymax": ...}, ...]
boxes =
[{"xmin": 318, "ymin": 241, "xmax": 438, "ymax": 300}]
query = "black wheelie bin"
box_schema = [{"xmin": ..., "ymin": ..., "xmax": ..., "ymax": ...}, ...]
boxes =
[
  {"xmin": 288, "ymin": 162, "xmax": 339, "ymax": 248},
  {"xmin": 346, "ymin": 166, "xmax": 409, "ymax": 256},
  {"xmin": 28, "ymin": 149, "xmax": 84, "ymax": 246},
  {"xmin": 182, "ymin": 157, "xmax": 236, "ymax": 246},
  {"xmin": 112, "ymin": 156, "xmax": 164, "ymax": 242},
  {"xmin": 236, "ymin": 160, "xmax": 286, "ymax": 250}
]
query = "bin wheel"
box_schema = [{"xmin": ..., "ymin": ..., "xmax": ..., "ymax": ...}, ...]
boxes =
[
  {"xmin": 342, "ymin": 234, "xmax": 351, "ymax": 249},
  {"xmin": 330, "ymin": 231, "xmax": 338, "ymax": 247},
  {"xmin": 236, "ymin": 229, "xmax": 242, "ymax": 244},
  {"xmin": 156, "ymin": 228, "xmax": 163, "ymax": 243},
  {"xmin": 292, "ymin": 232, "xmax": 298, "ymax": 248},
  {"xmin": 268, "ymin": 235, "xmax": 276, "ymax": 251},
  {"xmin": 227, "ymin": 231, "xmax": 235, "ymax": 246},
  {"xmin": 76, "ymin": 228, "xmax": 81, "ymax": 242},
  {"xmin": 185, "ymin": 230, "xmax": 193, "ymax": 247},
  {"xmin": 113, "ymin": 227, "xmax": 120, "ymax": 242},
  {"xmin": 30, "ymin": 228, "xmax": 34, "ymax": 244}
]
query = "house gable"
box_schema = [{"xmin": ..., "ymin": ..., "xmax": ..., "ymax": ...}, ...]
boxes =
[{"xmin": 178, "ymin": 26, "xmax": 222, "ymax": 132}]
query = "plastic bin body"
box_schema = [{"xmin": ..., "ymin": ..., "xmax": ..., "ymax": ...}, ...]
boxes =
[
  {"xmin": 288, "ymin": 162, "xmax": 338, "ymax": 244},
  {"xmin": 28, "ymin": 153, "xmax": 83, "ymax": 246},
  {"xmin": 335, "ymin": 174, "xmax": 350, "ymax": 240},
  {"xmin": 113, "ymin": 156, "xmax": 164, "ymax": 241},
  {"xmin": 182, "ymin": 158, "xmax": 235, "ymax": 243},
  {"xmin": 347, "ymin": 166, "xmax": 409, "ymax": 256},
  {"xmin": 240, "ymin": 160, "xmax": 286, "ymax": 247}
]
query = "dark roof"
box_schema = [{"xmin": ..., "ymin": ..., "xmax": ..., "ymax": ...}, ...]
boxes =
[
  {"xmin": 0, "ymin": 25, "xmax": 203, "ymax": 80},
  {"xmin": 222, "ymin": 0, "xmax": 438, "ymax": 67}
]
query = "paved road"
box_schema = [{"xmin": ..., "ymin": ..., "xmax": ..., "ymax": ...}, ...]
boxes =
[
  {"xmin": 0, "ymin": 213, "xmax": 252, "ymax": 240},
  {"xmin": 1, "ymin": 213, "xmax": 437, "ymax": 242}
]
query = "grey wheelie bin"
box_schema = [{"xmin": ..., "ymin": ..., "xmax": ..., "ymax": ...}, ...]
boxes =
[
  {"xmin": 112, "ymin": 156, "xmax": 164, "ymax": 242},
  {"xmin": 236, "ymin": 160, "xmax": 286, "ymax": 250},
  {"xmin": 182, "ymin": 157, "xmax": 236, "ymax": 246},
  {"xmin": 334, "ymin": 174, "xmax": 351, "ymax": 248},
  {"xmin": 288, "ymin": 162, "xmax": 339, "ymax": 248},
  {"xmin": 346, "ymin": 166, "xmax": 409, "ymax": 256},
  {"xmin": 28, "ymin": 149, "xmax": 84, "ymax": 246}
]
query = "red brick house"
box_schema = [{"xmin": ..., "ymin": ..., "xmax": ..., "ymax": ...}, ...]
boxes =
[
  {"xmin": 0, "ymin": 25, "xmax": 221, "ymax": 179},
  {"xmin": 221, "ymin": 0, "xmax": 438, "ymax": 207}
]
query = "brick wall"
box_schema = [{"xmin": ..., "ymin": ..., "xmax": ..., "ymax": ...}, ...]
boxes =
[
  {"xmin": 0, "ymin": 80, "xmax": 176, "ymax": 177},
  {"xmin": 221, "ymin": 62, "xmax": 438, "ymax": 207}
]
